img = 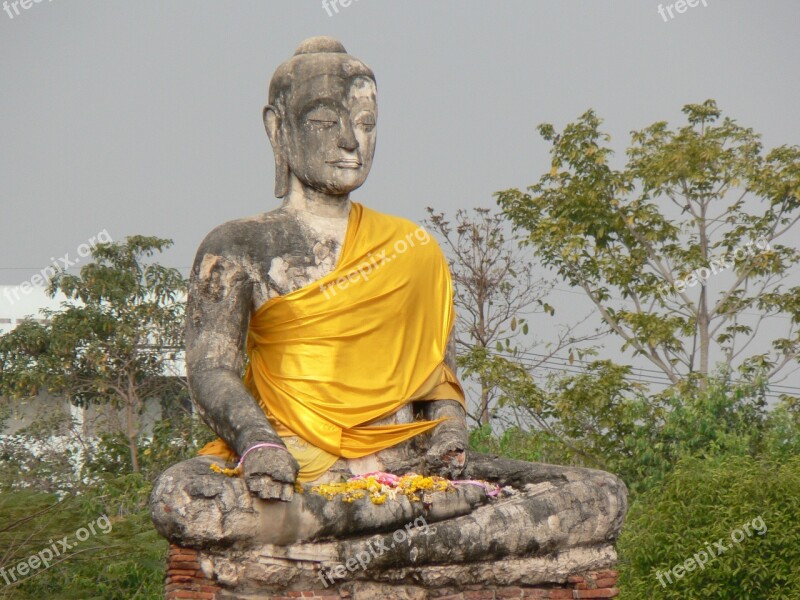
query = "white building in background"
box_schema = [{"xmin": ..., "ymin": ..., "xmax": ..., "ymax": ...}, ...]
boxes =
[
  {"xmin": 0, "ymin": 284, "xmax": 185, "ymax": 437},
  {"xmin": 0, "ymin": 284, "xmax": 65, "ymax": 335}
]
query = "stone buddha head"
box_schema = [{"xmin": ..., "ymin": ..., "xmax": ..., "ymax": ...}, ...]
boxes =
[{"xmin": 264, "ymin": 36, "xmax": 378, "ymax": 198}]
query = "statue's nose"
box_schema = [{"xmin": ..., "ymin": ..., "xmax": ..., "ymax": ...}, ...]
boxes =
[{"xmin": 337, "ymin": 120, "xmax": 359, "ymax": 151}]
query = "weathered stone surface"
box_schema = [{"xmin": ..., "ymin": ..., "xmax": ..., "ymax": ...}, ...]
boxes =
[
  {"xmin": 151, "ymin": 455, "xmax": 492, "ymax": 547},
  {"xmin": 152, "ymin": 448, "xmax": 626, "ymax": 592},
  {"xmin": 165, "ymin": 544, "xmax": 621, "ymax": 599}
]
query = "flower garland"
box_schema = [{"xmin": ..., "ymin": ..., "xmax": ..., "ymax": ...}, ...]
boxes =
[
  {"xmin": 209, "ymin": 459, "xmax": 502, "ymax": 506},
  {"xmin": 311, "ymin": 471, "xmax": 499, "ymax": 505}
]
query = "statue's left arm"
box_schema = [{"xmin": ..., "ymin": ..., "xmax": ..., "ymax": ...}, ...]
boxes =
[{"xmin": 423, "ymin": 329, "xmax": 469, "ymax": 477}]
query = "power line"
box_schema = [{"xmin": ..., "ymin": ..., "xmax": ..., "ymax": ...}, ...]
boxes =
[
  {"xmin": 511, "ymin": 348, "xmax": 800, "ymax": 394},
  {"xmin": 482, "ymin": 349, "xmax": 800, "ymax": 400},
  {"xmin": 545, "ymin": 284, "xmax": 796, "ymax": 322}
]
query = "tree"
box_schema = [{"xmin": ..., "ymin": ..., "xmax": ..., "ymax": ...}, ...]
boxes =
[
  {"xmin": 497, "ymin": 100, "xmax": 800, "ymax": 391},
  {"xmin": 0, "ymin": 236, "xmax": 187, "ymax": 473},
  {"xmin": 425, "ymin": 207, "xmax": 595, "ymax": 427}
]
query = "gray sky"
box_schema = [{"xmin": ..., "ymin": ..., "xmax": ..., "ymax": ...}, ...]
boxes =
[
  {"xmin": 2, "ymin": 1, "xmax": 798, "ymax": 280},
  {"xmin": 2, "ymin": 1, "xmax": 799, "ymax": 396}
]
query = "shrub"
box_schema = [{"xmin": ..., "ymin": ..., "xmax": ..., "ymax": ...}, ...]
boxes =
[{"xmin": 618, "ymin": 454, "xmax": 800, "ymax": 599}]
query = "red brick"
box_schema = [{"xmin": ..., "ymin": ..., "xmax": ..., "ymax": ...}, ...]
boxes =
[
  {"xmin": 169, "ymin": 560, "xmax": 200, "ymax": 568},
  {"xmin": 436, "ymin": 595, "xmax": 465, "ymax": 600},
  {"xmin": 169, "ymin": 553, "xmax": 199, "ymax": 562},
  {"xmin": 168, "ymin": 574, "xmax": 203, "ymax": 583},
  {"xmin": 497, "ymin": 589, "xmax": 524, "ymax": 598},
  {"xmin": 568, "ymin": 575, "xmax": 586, "ymax": 584},
  {"xmin": 167, "ymin": 569, "xmax": 201, "ymax": 577},
  {"xmin": 521, "ymin": 590, "xmax": 552, "ymax": 599},
  {"xmin": 522, "ymin": 588, "xmax": 551, "ymax": 600},
  {"xmin": 464, "ymin": 592, "xmax": 495, "ymax": 599},
  {"xmin": 591, "ymin": 570, "xmax": 618, "ymax": 579},
  {"xmin": 197, "ymin": 585, "xmax": 221, "ymax": 593},
  {"xmin": 547, "ymin": 591, "xmax": 575, "ymax": 599},
  {"xmin": 593, "ymin": 578, "xmax": 617, "ymax": 589}
]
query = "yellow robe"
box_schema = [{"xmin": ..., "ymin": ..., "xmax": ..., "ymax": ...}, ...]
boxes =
[{"xmin": 199, "ymin": 203, "xmax": 464, "ymax": 481}]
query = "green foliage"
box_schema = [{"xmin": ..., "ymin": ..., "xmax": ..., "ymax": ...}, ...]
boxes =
[
  {"xmin": 0, "ymin": 482, "xmax": 166, "ymax": 600},
  {"xmin": 82, "ymin": 412, "xmax": 216, "ymax": 483},
  {"xmin": 762, "ymin": 397, "xmax": 800, "ymax": 461},
  {"xmin": 618, "ymin": 455, "xmax": 800, "ymax": 599},
  {"xmin": 0, "ymin": 236, "xmax": 188, "ymax": 473},
  {"xmin": 470, "ymin": 423, "xmax": 560, "ymax": 464},
  {"xmin": 497, "ymin": 99, "xmax": 800, "ymax": 384},
  {"xmin": 0, "ymin": 411, "xmax": 214, "ymax": 597},
  {"xmin": 477, "ymin": 372, "xmax": 786, "ymax": 497},
  {"xmin": 0, "ymin": 404, "xmax": 84, "ymax": 493},
  {"xmin": 0, "ymin": 236, "xmax": 217, "ymax": 597},
  {"xmin": 474, "ymin": 372, "xmax": 800, "ymax": 597}
]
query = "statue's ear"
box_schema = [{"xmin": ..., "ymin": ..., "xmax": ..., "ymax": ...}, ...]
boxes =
[{"xmin": 264, "ymin": 105, "xmax": 289, "ymax": 198}]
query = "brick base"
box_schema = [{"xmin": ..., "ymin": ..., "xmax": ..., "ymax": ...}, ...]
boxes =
[
  {"xmin": 165, "ymin": 545, "xmax": 619, "ymax": 600},
  {"xmin": 165, "ymin": 545, "xmax": 222, "ymax": 600}
]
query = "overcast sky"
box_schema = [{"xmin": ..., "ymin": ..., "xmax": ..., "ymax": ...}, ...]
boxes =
[{"xmin": 2, "ymin": 1, "xmax": 799, "ymax": 395}]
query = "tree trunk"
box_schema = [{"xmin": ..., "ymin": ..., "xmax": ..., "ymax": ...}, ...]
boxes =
[
  {"xmin": 126, "ymin": 371, "xmax": 140, "ymax": 473},
  {"xmin": 479, "ymin": 376, "xmax": 490, "ymax": 426}
]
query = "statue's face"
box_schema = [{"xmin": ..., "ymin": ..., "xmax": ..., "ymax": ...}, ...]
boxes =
[{"xmin": 282, "ymin": 74, "xmax": 377, "ymax": 195}]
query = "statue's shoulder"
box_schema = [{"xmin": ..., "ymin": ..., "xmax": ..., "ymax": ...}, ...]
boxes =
[{"xmin": 194, "ymin": 208, "xmax": 300, "ymax": 261}]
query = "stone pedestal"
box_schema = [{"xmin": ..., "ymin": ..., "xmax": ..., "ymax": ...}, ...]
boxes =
[
  {"xmin": 164, "ymin": 544, "xmax": 620, "ymax": 600},
  {"xmin": 154, "ymin": 454, "xmax": 628, "ymax": 600}
]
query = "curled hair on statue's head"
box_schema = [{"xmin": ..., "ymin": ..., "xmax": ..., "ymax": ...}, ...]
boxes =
[{"xmin": 265, "ymin": 36, "xmax": 377, "ymax": 198}]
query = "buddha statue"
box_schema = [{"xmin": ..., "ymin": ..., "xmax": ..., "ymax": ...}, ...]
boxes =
[{"xmin": 150, "ymin": 36, "xmax": 627, "ymax": 596}]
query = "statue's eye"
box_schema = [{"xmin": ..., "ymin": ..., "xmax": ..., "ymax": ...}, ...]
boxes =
[
  {"xmin": 308, "ymin": 118, "xmax": 337, "ymax": 127},
  {"xmin": 306, "ymin": 108, "xmax": 339, "ymax": 128},
  {"xmin": 355, "ymin": 111, "xmax": 376, "ymax": 132}
]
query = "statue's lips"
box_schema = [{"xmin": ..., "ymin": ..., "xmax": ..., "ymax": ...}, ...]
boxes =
[{"xmin": 327, "ymin": 159, "xmax": 362, "ymax": 169}]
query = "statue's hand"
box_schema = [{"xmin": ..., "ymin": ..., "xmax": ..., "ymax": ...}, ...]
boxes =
[
  {"xmin": 425, "ymin": 420, "xmax": 468, "ymax": 479},
  {"xmin": 242, "ymin": 446, "xmax": 300, "ymax": 501}
]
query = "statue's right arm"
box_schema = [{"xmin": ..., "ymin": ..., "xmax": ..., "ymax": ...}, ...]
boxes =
[{"xmin": 186, "ymin": 236, "xmax": 298, "ymax": 500}]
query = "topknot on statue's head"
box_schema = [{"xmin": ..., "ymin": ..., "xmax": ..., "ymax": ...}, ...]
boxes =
[
  {"xmin": 293, "ymin": 36, "xmax": 348, "ymax": 56},
  {"xmin": 268, "ymin": 37, "xmax": 375, "ymax": 109}
]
